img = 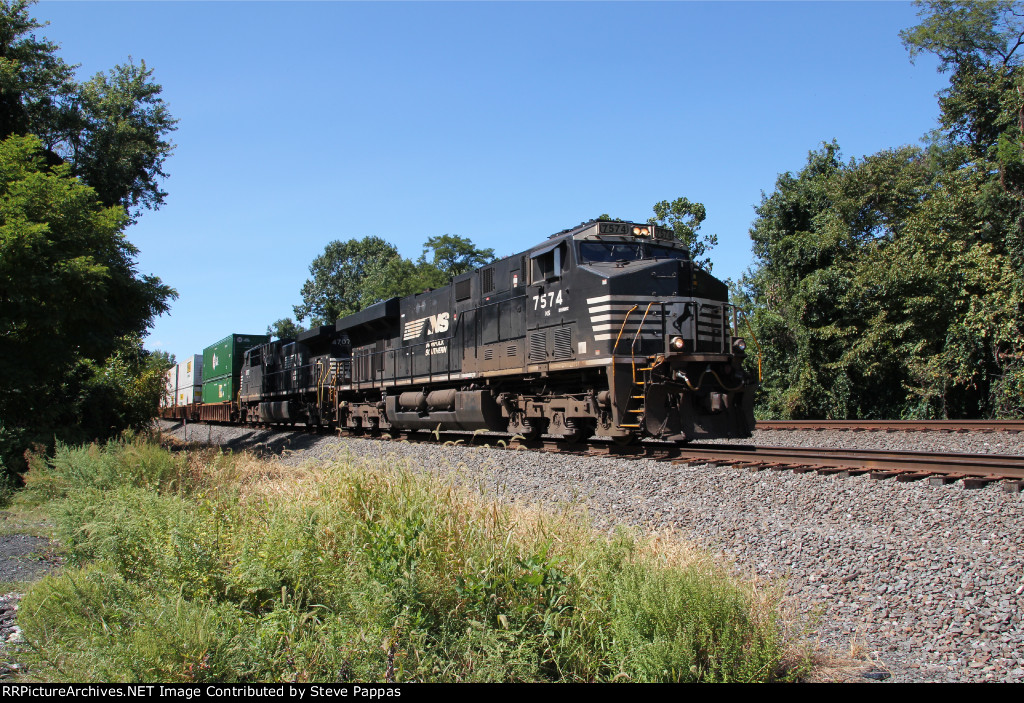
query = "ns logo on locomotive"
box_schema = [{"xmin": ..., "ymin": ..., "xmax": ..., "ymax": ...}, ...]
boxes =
[{"xmin": 162, "ymin": 220, "xmax": 756, "ymax": 443}]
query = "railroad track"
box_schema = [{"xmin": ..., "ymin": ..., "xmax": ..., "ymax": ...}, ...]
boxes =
[
  {"xmin": 169, "ymin": 420, "xmax": 1024, "ymax": 492},
  {"xmin": 757, "ymin": 419, "xmax": 1024, "ymax": 433},
  {"xmin": 664, "ymin": 444, "xmax": 1024, "ymax": 491},
  {"xmin": 405, "ymin": 432, "xmax": 1024, "ymax": 492}
]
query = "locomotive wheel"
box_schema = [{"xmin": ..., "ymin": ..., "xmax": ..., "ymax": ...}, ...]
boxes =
[
  {"xmin": 514, "ymin": 425, "xmax": 541, "ymax": 441},
  {"xmin": 509, "ymin": 415, "xmax": 546, "ymax": 441},
  {"xmin": 563, "ymin": 429, "xmax": 589, "ymax": 444},
  {"xmin": 563, "ymin": 420, "xmax": 595, "ymax": 444}
]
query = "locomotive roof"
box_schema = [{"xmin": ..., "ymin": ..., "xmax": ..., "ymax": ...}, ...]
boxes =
[
  {"xmin": 546, "ymin": 219, "xmax": 676, "ymax": 241},
  {"xmin": 548, "ymin": 219, "xmax": 616, "ymax": 238}
]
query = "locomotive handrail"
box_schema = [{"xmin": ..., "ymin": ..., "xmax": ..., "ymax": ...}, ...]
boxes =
[
  {"xmin": 611, "ymin": 305, "xmax": 639, "ymax": 356},
  {"xmin": 611, "ymin": 305, "xmax": 640, "ymax": 430},
  {"xmin": 741, "ymin": 314, "xmax": 763, "ymax": 383},
  {"xmin": 631, "ymin": 302, "xmax": 655, "ymax": 386}
]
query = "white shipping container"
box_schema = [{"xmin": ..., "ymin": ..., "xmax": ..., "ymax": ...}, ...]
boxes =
[
  {"xmin": 162, "ymin": 367, "xmax": 178, "ymax": 408},
  {"xmin": 176, "ymin": 385, "xmax": 202, "ymax": 406},
  {"xmin": 177, "ymin": 354, "xmax": 203, "ymax": 389}
]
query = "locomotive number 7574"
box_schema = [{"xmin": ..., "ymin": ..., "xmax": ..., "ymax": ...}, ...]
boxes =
[{"xmin": 533, "ymin": 290, "xmax": 564, "ymax": 310}]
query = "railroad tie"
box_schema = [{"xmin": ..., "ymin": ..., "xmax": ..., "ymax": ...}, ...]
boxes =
[
  {"xmin": 895, "ymin": 471, "xmax": 932, "ymax": 482},
  {"xmin": 963, "ymin": 475, "xmax": 1002, "ymax": 490},
  {"xmin": 1001, "ymin": 479, "xmax": 1024, "ymax": 493},
  {"xmin": 928, "ymin": 473, "xmax": 966, "ymax": 486},
  {"xmin": 816, "ymin": 467, "xmax": 852, "ymax": 477}
]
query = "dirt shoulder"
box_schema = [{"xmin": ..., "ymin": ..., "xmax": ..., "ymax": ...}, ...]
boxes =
[{"xmin": 0, "ymin": 510, "xmax": 62, "ymax": 679}]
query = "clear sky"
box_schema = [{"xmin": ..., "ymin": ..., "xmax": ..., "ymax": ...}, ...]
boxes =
[{"xmin": 32, "ymin": 0, "xmax": 947, "ymax": 361}]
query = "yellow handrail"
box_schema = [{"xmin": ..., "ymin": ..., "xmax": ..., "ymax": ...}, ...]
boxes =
[
  {"xmin": 611, "ymin": 305, "xmax": 639, "ymax": 428},
  {"xmin": 630, "ymin": 302, "xmax": 655, "ymax": 385},
  {"xmin": 742, "ymin": 315, "xmax": 764, "ymax": 383}
]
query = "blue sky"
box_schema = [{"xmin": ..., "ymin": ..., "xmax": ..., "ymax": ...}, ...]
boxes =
[{"xmin": 33, "ymin": 1, "xmax": 947, "ymax": 361}]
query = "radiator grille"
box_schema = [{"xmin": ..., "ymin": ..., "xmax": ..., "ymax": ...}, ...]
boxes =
[
  {"xmin": 529, "ymin": 332, "xmax": 547, "ymax": 361},
  {"xmin": 553, "ymin": 328, "xmax": 572, "ymax": 359}
]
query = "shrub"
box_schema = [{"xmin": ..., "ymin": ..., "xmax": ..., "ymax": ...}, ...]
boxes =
[{"xmin": 16, "ymin": 440, "xmax": 798, "ymax": 682}]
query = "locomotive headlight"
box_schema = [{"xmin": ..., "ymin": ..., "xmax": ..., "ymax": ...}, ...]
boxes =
[
  {"xmin": 732, "ymin": 337, "xmax": 747, "ymax": 352},
  {"xmin": 633, "ymin": 226, "xmax": 650, "ymax": 237},
  {"xmin": 670, "ymin": 336, "xmax": 685, "ymax": 351}
]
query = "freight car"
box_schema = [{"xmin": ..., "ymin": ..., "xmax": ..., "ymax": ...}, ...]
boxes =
[{"xmin": 185, "ymin": 219, "xmax": 754, "ymax": 444}]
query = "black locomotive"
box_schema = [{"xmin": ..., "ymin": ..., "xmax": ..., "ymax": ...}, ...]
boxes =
[{"xmin": 235, "ymin": 220, "xmax": 756, "ymax": 443}]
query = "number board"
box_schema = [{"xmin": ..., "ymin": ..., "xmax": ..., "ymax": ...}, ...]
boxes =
[{"xmin": 598, "ymin": 223, "xmax": 631, "ymax": 235}]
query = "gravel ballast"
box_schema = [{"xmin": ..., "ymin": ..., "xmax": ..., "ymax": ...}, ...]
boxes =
[{"xmin": 158, "ymin": 421, "xmax": 1024, "ymax": 683}]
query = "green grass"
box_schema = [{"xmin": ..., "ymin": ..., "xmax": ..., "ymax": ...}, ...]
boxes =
[{"xmin": 12, "ymin": 438, "xmax": 806, "ymax": 683}]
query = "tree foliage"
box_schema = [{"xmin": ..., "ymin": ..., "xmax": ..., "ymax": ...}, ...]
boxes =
[
  {"xmin": 293, "ymin": 237, "xmax": 401, "ymax": 325},
  {"xmin": 603, "ymin": 198, "xmax": 720, "ymax": 270},
  {"xmin": 741, "ymin": 0, "xmax": 1024, "ymax": 419},
  {"xmin": 0, "ymin": 0, "xmax": 176, "ymax": 217},
  {"xmin": 0, "ymin": 0, "xmax": 177, "ymax": 474},
  {"xmin": 739, "ymin": 142, "xmax": 1017, "ymax": 418},
  {"xmin": 0, "ymin": 135, "xmax": 175, "ymax": 471},
  {"xmin": 650, "ymin": 197, "xmax": 719, "ymax": 270},
  {"xmin": 293, "ymin": 234, "xmax": 495, "ymax": 326},
  {"xmin": 266, "ymin": 317, "xmax": 306, "ymax": 341},
  {"xmin": 418, "ymin": 234, "xmax": 495, "ymax": 276},
  {"xmin": 0, "ymin": 135, "xmax": 173, "ymax": 381}
]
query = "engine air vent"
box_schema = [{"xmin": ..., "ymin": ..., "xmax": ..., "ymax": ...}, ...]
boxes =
[
  {"xmin": 529, "ymin": 332, "xmax": 547, "ymax": 361},
  {"xmin": 553, "ymin": 328, "xmax": 572, "ymax": 359}
]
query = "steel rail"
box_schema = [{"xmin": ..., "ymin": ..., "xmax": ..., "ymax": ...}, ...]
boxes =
[
  {"xmin": 757, "ymin": 419, "xmax": 1024, "ymax": 432},
  {"xmin": 665, "ymin": 444, "xmax": 1024, "ymax": 480},
  {"xmin": 163, "ymin": 420, "xmax": 1024, "ymax": 490}
]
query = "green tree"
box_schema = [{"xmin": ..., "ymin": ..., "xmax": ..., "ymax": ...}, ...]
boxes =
[
  {"xmin": 736, "ymin": 2, "xmax": 1024, "ymax": 420},
  {"xmin": 0, "ymin": 0, "xmax": 76, "ymax": 143},
  {"xmin": 418, "ymin": 234, "xmax": 494, "ymax": 277},
  {"xmin": 267, "ymin": 317, "xmax": 306, "ymax": 340},
  {"xmin": 294, "ymin": 234, "xmax": 496, "ymax": 326},
  {"xmin": 72, "ymin": 334, "xmax": 176, "ymax": 443},
  {"xmin": 741, "ymin": 139, "xmax": 1018, "ymax": 419},
  {"xmin": 900, "ymin": 0, "xmax": 1024, "ymax": 415},
  {"xmin": 0, "ymin": 2, "xmax": 177, "ymax": 475},
  {"xmin": 0, "ymin": 0, "xmax": 177, "ymax": 217},
  {"xmin": 0, "ymin": 135, "xmax": 175, "ymax": 470},
  {"xmin": 293, "ymin": 237, "xmax": 401, "ymax": 324},
  {"xmin": 650, "ymin": 197, "xmax": 719, "ymax": 270},
  {"xmin": 359, "ymin": 256, "xmax": 446, "ymax": 303}
]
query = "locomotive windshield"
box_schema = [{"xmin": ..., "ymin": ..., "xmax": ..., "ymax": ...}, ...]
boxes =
[
  {"xmin": 578, "ymin": 241, "xmax": 689, "ymax": 264},
  {"xmin": 578, "ymin": 242, "xmax": 642, "ymax": 263},
  {"xmin": 645, "ymin": 244, "xmax": 689, "ymax": 260}
]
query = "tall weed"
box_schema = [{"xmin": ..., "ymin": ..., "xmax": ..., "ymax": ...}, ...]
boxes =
[{"xmin": 16, "ymin": 440, "xmax": 799, "ymax": 682}]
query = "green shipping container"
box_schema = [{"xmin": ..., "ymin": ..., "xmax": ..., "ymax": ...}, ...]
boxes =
[
  {"xmin": 202, "ymin": 333, "xmax": 270, "ymax": 383},
  {"xmin": 202, "ymin": 375, "xmax": 238, "ymax": 405}
]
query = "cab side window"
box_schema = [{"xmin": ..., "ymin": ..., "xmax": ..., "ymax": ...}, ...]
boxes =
[{"xmin": 530, "ymin": 242, "xmax": 566, "ymax": 283}]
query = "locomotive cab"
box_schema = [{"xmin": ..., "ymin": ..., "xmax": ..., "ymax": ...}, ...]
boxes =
[{"xmin": 556, "ymin": 222, "xmax": 756, "ymax": 441}]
